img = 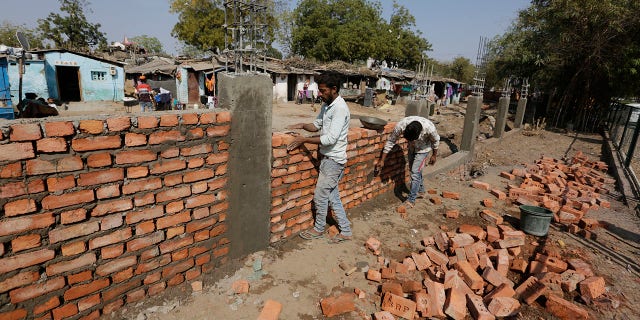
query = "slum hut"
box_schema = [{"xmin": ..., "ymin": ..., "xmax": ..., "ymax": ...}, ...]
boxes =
[
  {"xmin": 377, "ymin": 67, "xmax": 417, "ymax": 105},
  {"xmin": 7, "ymin": 49, "xmax": 126, "ymax": 104},
  {"xmin": 314, "ymin": 61, "xmax": 378, "ymax": 101},
  {"xmin": 263, "ymin": 57, "xmax": 317, "ymax": 103},
  {"xmin": 125, "ymin": 56, "xmax": 179, "ymax": 98},
  {"xmin": 176, "ymin": 59, "xmax": 225, "ymax": 106}
]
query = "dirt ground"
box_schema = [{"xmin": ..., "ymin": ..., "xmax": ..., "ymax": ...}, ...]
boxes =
[{"xmin": 81, "ymin": 99, "xmax": 640, "ymax": 320}]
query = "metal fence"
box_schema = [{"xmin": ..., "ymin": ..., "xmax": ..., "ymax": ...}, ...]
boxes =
[{"xmin": 607, "ymin": 101, "xmax": 640, "ymax": 168}]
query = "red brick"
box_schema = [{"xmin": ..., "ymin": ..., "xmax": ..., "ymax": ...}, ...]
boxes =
[
  {"xmin": 60, "ymin": 208, "xmax": 87, "ymax": 224},
  {"xmin": 0, "ymin": 248, "xmax": 54, "ymax": 273},
  {"xmin": 91, "ymin": 198, "xmax": 132, "ymax": 217},
  {"xmin": 188, "ymin": 158, "xmax": 205, "ymax": 169},
  {"xmin": 126, "ymin": 289, "xmax": 146, "ymax": 303},
  {"xmin": 78, "ymin": 120, "xmax": 103, "ymax": 134},
  {"xmin": 199, "ymin": 113, "xmax": 216, "ymax": 124},
  {"xmin": 545, "ymin": 294, "xmax": 589, "ymax": 320},
  {"xmin": 217, "ymin": 111, "xmax": 231, "ymax": 123},
  {"xmin": 72, "ymin": 135, "xmax": 121, "ymax": 151},
  {"xmin": 122, "ymin": 177, "xmax": 162, "ymax": 195},
  {"xmin": 158, "ymin": 114, "xmax": 178, "ymax": 126},
  {"xmin": 514, "ymin": 276, "xmax": 546, "ymax": 304},
  {"xmin": 150, "ymin": 159, "xmax": 186, "ymax": 174},
  {"xmin": 115, "ymin": 149, "xmax": 157, "ymax": 165},
  {"xmin": 46, "ymin": 175, "xmax": 75, "ymax": 192},
  {"xmin": 0, "ymin": 162, "xmax": 22, "ymax": 178},
  {"xmin": 321, "ymin": 293, "xmax": 356, "ymax": 317},
  {"xmin": 181, "ymin": 113, "xmax": 199, "ymax": 125},
  {"xmin": 0, "ymin": 271, "xmax": 40, "ymax": 293},
  {"xmin": 77, "ymin": 294, "xmax": 100, "ymax": 312},
  {"xmin": 0, "ymin": 180, "xmax": 44, "ymax": 199},
  {"xmin": 381, "ymin": 292, "xmax": 416, "ymax": 319},
  {"xmin": 10, "ymin": 123, "xmax": 42, "ymax": 141},
  {"xmin": 11, "ymin": 234, "xmax": 41, "ymax": 252},
  {"xmin": 257, "ymin": 299, "xmax": 282, "ymax": 320},
  {"xmin": 101, "ymin": 244, "xmax": 124, "ymax": 259},
  {"xmin": 100, "ymin": 214, "xmax": 123, "ymax": 230},
  {"xmin": 64, "ymin": 278, "xmax": 110, "ymax": 301},
  {"xmin": 97, "ymin": 184, "xmax": 121, "ymax": 199},
  {"xmin": 134, "ymin": 193, "xmax": 155, "ymax": 206},
  {"xmin": 89, "ymin": 228, "xmax": 132, "ymax": 249},
  {"xmin": 480, "ymin": 209, "xmax": 503, "ymax": 224},
  {"xmin": 490, "ymin": 189, "xmax": 507, "ymax": 200},
  {"xmin": 49, "ymin": 220, "xmax": 99, "ymax": 243},
  {"xmin": 106, "ymin": 117, "xmax": 131, "ymax": 131},
  {"xmin": 206, "ymin": 152, "xmax": 229, "ymax": 165},
  {"xmin": 0, "ymin": 212, "xmax": 55, "ymax": 237},
  {"xmin": 483, "ymin": 283, "xmax": 516, "ymax": 304},
  {"xmin": 103, "ymin": 278, "xmax": 140, "ymax": 302},
  {"xmin": 127, "ymin": 166, "xmax": 149, "ymax": 179},
  {"xmin": 185, "ymin": 194, "xmax": 215, "ymax": 209},
  {"xmin": 466, "ymin": 293, "xmax": 494, "ymax": 320},
  {"xmin": 136, "ymin": 220, "xmax": 156, "ymax": 235},
  {"xmin": 181, "ymin": 144, "xmax": 213, "ymax": 157},
  {"xmin": 483, "ymin": 267, "xmax": 514, "ymax": 288},
  {"xmin": 126, "ymin": 206, "xmax": 164, "ymax": 224},
  {"xmin": 9, "ymin": 277, "xmax": 65, "ymax": 303},
  {"xmin": 36, "ymin": 137, "xmax": 67, "ymax": 152},
  {"xmin": 127, "ymin": 231, "xmax": 165, "ymax": 252},
  {"xmin": 487, "ymin": 297, "xmax": 520, "ymax": 317},
  {"xmin": 0, "ymin": 309, "xmax": 27, "ymax": 320},
  {"xmin": 137, "ymin": 116, "xmax": 158, "ymax": 128},
  {"xmin": 500, "ymin": 171, "xmax": 515, "ymax": 180},
  {"xmin": 207, "ymin": 125, "xmax": 230, "ymax": 137},
  {"xmin": 34, "ymin": 296, "xmax": 60, "ymax": 315},
  {"xmin": 472, "ymin": 181, "xmax": 491, "ymax": 190},
  {"xmin": 44, "ymin": 121, "xmax": 75, "ymax": 137},
  {"xmin": 52, "ymin": 304, "xmax": 78, "ymax": 320},
  {"xmin": 147, "ymin": 282, "xmax": 166, "ymax": 296},
  {"xmin": 188, "ymin": 127, "xmax": 204, "ymax": 138},
  {"xmin": 149, "ymin": 130, "xmax": 185, "ymax": 144},
  {"xmin": 483, "ymin": 198, "xmax": 494, "ymax": 207},
  {"xmin": 77, "ymin": 168, "xmax": 124, "ymax": 186},
  {"xmin": 579, "ymin": 276, "xmax": 605, "ymax": 300},
  {"xmin": 445, "ymin": 209, "xmax": 460, "ymax": 219},
  {"xmin": 159, "ymin": 235, "xmax": 194, "ymax": 254},
  {"xmin": 87, "ymin": 152, "xmax": 112, "ymax": 168},
  {"xmin": 156, "ymin": 185, "xmax": 191, "ymax": 203},
  {"xmin": 96, "ymin": 255, "xmax": 138, "ymax": 276},
  {"xmin": 455, "ymin": 261, "xmax": 484, "ymax": 290},
  {"xmin": 442, "ymin": 191, "xmax": 460, "ymax": 200},
  {"xmin": 161, "ymin": 147, "xmax": 180, "ymax": 158},
  {"xmin": 183, "ymin": 168, "xmax": 214, "ymax": 183},
  {"xmin": 47, "ymin": 252, "xmax": 96, "ymax": 276},
  {"xmin": 161, "ymin": 257, "xmax": 195, "ymax": 278},
  {"xmin": 67, "ymin": 270, "xmax": 92, "ymax": 285},
  {"xmin": 567, "ymin": 258, "xmax": 594, "ymax": 277},
  {"xmin": 0, "ymin": 142, "xmax": 35, "ymax": 162},
  {"xmin": 444, "ymin": 288, "xmax": 468, "ymax": 320},
  {"xmin": 125, "ymin": 132, "xmax": 147, "ymax": 146},
  {"xmin": 4, "ymin": 198, "xmax": 37, "ymax": 216},
  {"xmin": 164, "ymin": 173, "xmax": 183, "ymax": 186}
]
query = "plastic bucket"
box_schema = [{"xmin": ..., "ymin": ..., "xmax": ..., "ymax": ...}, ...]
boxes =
[{"xmin": 519, "ymin": 205, "xmax": 553, "ymax": 236}]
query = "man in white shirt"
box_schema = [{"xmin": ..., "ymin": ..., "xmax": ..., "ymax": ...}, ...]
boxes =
[
  {"xmin": 375, "ymin": 116, "xmax": 440, "ymax": 209},
  {"xmin": 287, "ymin": 74, "xmax": 352, "ymax": 243}
]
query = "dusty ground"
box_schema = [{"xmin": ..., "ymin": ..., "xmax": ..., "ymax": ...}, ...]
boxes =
[{"xmin": 74, "ymin": 99, "xmax": 639, "ymax": 320}]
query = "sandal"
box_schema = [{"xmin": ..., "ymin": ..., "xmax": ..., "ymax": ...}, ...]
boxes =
[
  {"xmin": 300, "ymin": 230, "xmax": 324, "ymax": 240},
  {"xmin": 328, "ymin": 234, "xmax": 352, "ymax": 244},
  {"xmin": 403, "ymin": 201, "xmax": 415, "ymax": 208}
]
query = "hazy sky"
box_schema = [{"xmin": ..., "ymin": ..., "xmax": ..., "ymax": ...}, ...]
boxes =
[{"xmin": 1, "ymin": 0, "xmax": 530, "ymax": 62}]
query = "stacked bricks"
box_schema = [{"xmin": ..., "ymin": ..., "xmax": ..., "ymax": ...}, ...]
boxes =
[
  {"xmin": 269, "ymin": 123, "xmax": 408, "ymax": 243},
  {"xmin": 0, "ymin": 111, "xmax": 231, "ymax": 319},
  {"xmin": 349, "ymin": 222, "xmax": 600, "ymax": 319}
]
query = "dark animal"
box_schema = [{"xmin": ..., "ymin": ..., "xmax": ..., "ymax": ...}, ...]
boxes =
[{"xmin": 17, "ymin": 100, "xmax": 59, "ymax": 118}]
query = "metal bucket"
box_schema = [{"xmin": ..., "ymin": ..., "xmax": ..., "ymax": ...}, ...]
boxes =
[{"xmin": 519, "ymin": 205, "xmax": 553, "ymax": 236}]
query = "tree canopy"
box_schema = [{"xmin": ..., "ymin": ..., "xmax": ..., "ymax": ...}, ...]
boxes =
[
  {"xmin": 0, "ymin": 21, "xmax": 45, "ymax": 49},
  {"xmin": 489, "ymin": 0, "xmax": 640, "ymax": 131},
  {"xmin": 37, "ymin": 0, "xmax": 107, "ymax": 51},
  {"xmin": 130, "ymin": 35, "xmax": 164, "ymax": 55},
  {"xmin": 289, "ymin": 0, "xmax": 430, "ymax": 68}
]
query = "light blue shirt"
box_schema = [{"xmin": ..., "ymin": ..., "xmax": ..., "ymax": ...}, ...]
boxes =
[{"xmin": 313, "ymin": 96, "xmax": 350, "ymax": 164}]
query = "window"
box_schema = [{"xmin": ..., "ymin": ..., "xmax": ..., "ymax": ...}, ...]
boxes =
[{"xmin": 91, "ymin": 71, "xmax": 107, "ymax": 81}]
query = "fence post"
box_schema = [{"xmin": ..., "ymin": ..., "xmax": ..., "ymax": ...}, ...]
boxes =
[{"xmin": 625, "ymin": 119, "xmax": 640, "ymax": 167}]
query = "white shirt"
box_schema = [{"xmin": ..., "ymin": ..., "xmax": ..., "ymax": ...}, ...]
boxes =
[
  {"xmin": 383, "ymin": 116, "xmax": 440, "ymax": 154},
  {"xmin": 313, "ymin": 96, "xmax": 350, "ymax": 164}
]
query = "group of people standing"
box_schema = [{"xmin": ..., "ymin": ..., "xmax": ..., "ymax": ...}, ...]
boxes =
[{"xmin": 287, "ymin": 74, "xmax": 440, "ymax": 243}]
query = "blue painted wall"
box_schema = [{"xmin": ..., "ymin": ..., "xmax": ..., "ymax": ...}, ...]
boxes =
[
  {"xmin": 44, "ymin": 51, "xmax": 124, "ymax": 102},
  {"xmin": 8, "ymin": 59, "xmax": 48, "ymax": 105},
  {"xmin": 0, "ymin": 57, "xmax": 12, "ymax": 107}
]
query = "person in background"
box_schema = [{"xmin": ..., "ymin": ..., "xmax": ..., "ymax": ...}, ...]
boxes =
[
  {"xmin": 375, "ymin": 116, "xmax": 440, "ymax": 209},
  {"xmin": 135, "ymin": 75, "xmax": 153, "ymax": 112},
  {"xmin": 286, "ymin": 74, "xmax": 353, "ymax": 243}
]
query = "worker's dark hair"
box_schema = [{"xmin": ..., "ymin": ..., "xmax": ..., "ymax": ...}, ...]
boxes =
[
  {"xmin": 315, "ymin": 74, "xmax": 341, "ymax": 93},
  {"xmin": 403, "ymin": 121, "xmax": 422, "ymax": 141}
]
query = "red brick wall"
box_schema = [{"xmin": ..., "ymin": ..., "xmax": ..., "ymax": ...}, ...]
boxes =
[
  {"xmin": 0, "ymin": 111, "xmax": 231, "ymax": 319},
  {"xmin": 269, "ymin": 123, "xmax": 409, "ymax": 243}
]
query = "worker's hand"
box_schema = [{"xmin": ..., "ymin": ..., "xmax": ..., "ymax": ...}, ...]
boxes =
[
  {"xmin": 287, "ymin": 137, "xmax": 306, "ymax": 151},
  {"xmin": 429, "ymin": 154, "xmax": 437, "ymax": 165},
  {"xmin": 286, "ymin": 123, "xmax": 304, "ymax": 130},
  {"xmin": 374, "ymin": 161, "xmax": 383, "ymax": 175}
]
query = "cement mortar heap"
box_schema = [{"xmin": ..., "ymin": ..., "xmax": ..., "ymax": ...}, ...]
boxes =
[{"xmin": 317, "ymin": 151, "xmax": 615, "ymax": 320}]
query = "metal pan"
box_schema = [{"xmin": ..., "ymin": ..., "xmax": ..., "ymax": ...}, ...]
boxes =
[{"xmin": 359, "ymin": 116, "xmax": 387, "ymax": 131}]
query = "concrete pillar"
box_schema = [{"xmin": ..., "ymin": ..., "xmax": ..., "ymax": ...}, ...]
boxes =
[
  {"xmin": 494, "ymin": 97, "xmax": 510, "ymax": 138},
  {"xmin": 405, "ymin": 99, "xmax": 429, "ymax": 118},
  {"xmin": 460, "ymin": 95, "xmax": 482, "ymax": 152},
  {"xmin": 514, "ymin": 98, "xmax": 527, "ymax": 128},
  {"xmin": 217, "ymin": 73, "xmax": 272, "ymax": 258}
]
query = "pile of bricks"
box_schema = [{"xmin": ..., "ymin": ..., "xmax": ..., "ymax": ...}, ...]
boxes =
[{"xmin": 319, "ymin": 224, "xmax": 600, "ymax": 320}]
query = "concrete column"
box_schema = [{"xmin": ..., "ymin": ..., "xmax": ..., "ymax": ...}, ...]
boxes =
[
  {"xmin": 514, "ymin": 98, "xmax": 527, "ymax": 128},
  {"xmin": 217, "ymin": 73, "xmax": 272, "ymax": 258},
  {"xmin": 460, "ymin": 95, "xmax": 482, "ymax": 152},
  {"xmin": 405, "ymin": 99, "xmax": 429, "ymax": 118},
  {"xmin": 494, "ymin": 96, "xmax": 510, "ymax": 138}
]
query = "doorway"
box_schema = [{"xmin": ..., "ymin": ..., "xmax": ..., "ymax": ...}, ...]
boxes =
[
  {"xmin": 287, "ymin": 74, "xmax": 297, "ymax": 102},
  {"xmin": 187, "ymin": 70, "xmax": 199, "ymax": 104},
  {"xmin": 56, "ymin": 66, "xmax": 81, "ymax": 101}
]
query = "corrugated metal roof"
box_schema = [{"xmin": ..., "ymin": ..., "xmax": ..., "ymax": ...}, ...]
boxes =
[{"xmin": 125, "ymin": 57, "xmax": 177, "ymax": 76}]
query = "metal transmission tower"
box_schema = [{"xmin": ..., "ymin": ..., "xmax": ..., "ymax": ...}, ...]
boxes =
[
  {"xmin": 223, "ymin": 0, "xmax": 268, "ymax": 73},
  {"xmin": 472, "ymin": 36, "xmax": 489, "ymax": 96}
]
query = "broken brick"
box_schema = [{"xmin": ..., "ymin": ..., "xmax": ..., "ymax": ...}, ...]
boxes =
[
  {"xmin": 455, "ymin": 261, "xmax": 484, "ymax": 290},
  {"xmin": 444, "ymin": 288, "xmax": 468, "ymax": 320},
  {"xmin": 480, "ymin": 210, "xmax": 503, "ymax": 225},
  {"xmin": 321, "ymin": 293, "xmax": 355, "ymax": 317},
  {"xmin": 425, "ymin": 246, "xmax": 449, "ymax": 267},
  {"xmin": 483, "ymin": 283, "xmax": 516, "ymax": 304},
  {"xmin": 483, "ymin": 267, "xmax": 514, "ymax": 288},
  {"xmin": 257, "ymin": 300, "xmax": 282, "ymax": 320},
  {"xmin": 411, "ymin": 252, "xmax": 432, "ymax": 271},
  {"xmin": 500, "ymin": 172, "xmax": 516, "ymax": 180},
  {"xmin": 482, "ymin": 198, "xmax": 494, "ymax": 208},
  {"xmin": 381, "ymin": 292, "xmax": 416, "ymax": 320},
  {"xmin": 445, "ymin": 209, "xmax": 460, "ymax": 219},
  {"xmin": 510, "ymin": 259, "xmax": 528, "ymax": 273},
  {"xmin": 579, "ymin": 276, "xmax": 606, "ymax": 300},
  {"xmin": 381, "ymin": 282, "xmax": 404, "ymax": 296},
  {"xmin": 423, "ymin": 279, "xmax": 446, "ymax": 318},
  {"xmin": 490, "ymin": 189, "xmax": 507, "ymax": 200},
  {"xmin": 458, "ymin": 225, "xmax": 486, "ymax": 240},
  {"xmin": 373, "ymin": 311, "xmax": 395, "ymax": 320},
  {"xmin": 367, "ymin": 269, "xmax": 382, "ymax": 282},
  {"xmin": 487, "ymin": 297, "xmax": 520, "ymax": 317},
  {"xmin": 567, "ymin": 258, "xmax": 594, "ymax": 277},
  {"xmin": 486, "ymin": 225, "xmax": 500, "ymax": 242},
  {"xmin": 442, "ymin": 191, "xmax": 460, "ymax": 200},
  {"xmin": 232, "ymin": 280, "xmax": 249, "ymax": 294},
  {"xmin": 450, "ymin": 233, "xmax": 475, "ymax": 249},
  {"xmin": 560, "ymin": 270, "xmax": 586, "ymax": 293},
  {"xmin": 467, "ymin": 293, "xmax": 495, "ymax": 320},
  {"xmin": 365, "ymin": 237, "xmax": 382, "ymax": 255},
  {"xmin": 545, "ymin": 294, "xmax": 589, "ymax": 320},
  {"xmin": 430, "ymin": 197, "xmax": 443, "ymax": 205},
  {"xmin": 514, "ymin": 276, "xmax": 547, "ymax": 304}
]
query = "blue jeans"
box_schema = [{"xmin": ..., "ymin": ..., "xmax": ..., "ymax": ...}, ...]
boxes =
[
  {"xmin": 407, "ymin": 151, "xmax": 429, "ymax": 203},
  {"xmin": 140, "ymin": 101, "xmax": 153, "ymax": 112},
  {"xmin": 313, "ymin": 158, "xmax": 351, "ymax": 236}
]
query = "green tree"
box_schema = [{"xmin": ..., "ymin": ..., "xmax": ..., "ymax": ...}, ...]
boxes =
[
  {"xmin": 490, "ymin": 0, "xmax": 640, "ymax": 131},
  {"xmin": 0, "ymin": 21, "xmax": 45, "ymax": 49},
  {"xmin": 130, "ymin": 35, "xmax": 164, "ymax": 55},
  {"xmin": 37, "ymin": 0, "xmax": 107, "ymax": 51},
  {"xmin": 381, "ymin": 1, "xmax": 431, "ymax": 68},
  {"xmin": 446, "ymin": 56, "xmax": 475, "ymax": 84}
]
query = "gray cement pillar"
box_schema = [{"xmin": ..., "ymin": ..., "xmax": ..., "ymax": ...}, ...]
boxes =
[
  {"xmin": 460, "ymin": 96, "xmax": 482, "ymax": 152},
  {"xmin": 494, "ymin": 97, "xmax": 510, "ymax": 138},
  {"xmin": 405, "ymin": 99, "xmax": 429, "ymax": 118},
  {"xmin": 217, "ymin": 73, "xmax": 272, "ymax": 258},
  {"xmin": 514, "ymin": 98, "xmax": 527, "ymax": 128}
]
